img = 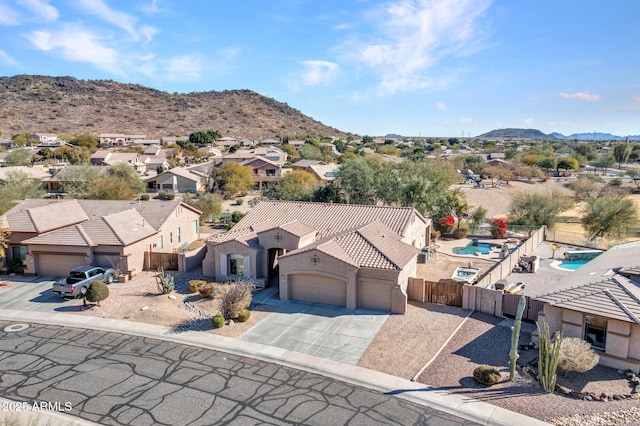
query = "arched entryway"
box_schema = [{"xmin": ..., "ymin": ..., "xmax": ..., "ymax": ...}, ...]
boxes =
[{"xmin": 267, "ymin": 248, "xmax": 285, "ymax": 287}]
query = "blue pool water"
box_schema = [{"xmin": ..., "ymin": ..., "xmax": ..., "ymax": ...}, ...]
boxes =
[
  {"xmin": 557, "ymin": 260, "xmax": 589, "ymax": 271},
  {"xmin": 453, "ymin": 242, "xmax": 502, "ymax": 255}
]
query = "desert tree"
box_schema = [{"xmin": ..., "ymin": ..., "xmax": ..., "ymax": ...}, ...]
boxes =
[
  {"xmin": 557, "ymin": 338, "xmax": 599, "ymax": 377},
  {"xmin": 508, "ymin": 189, "xmax": 573, "ymax": 229},
  {"xmin": 264, "ymin": 170, "xmax": 319, "ymax": 201},
  {"xmin": 581, "ymin": 194, "xmax": 639, "ymax": 241},
  {"xmin": 613, "ymin": 143, "xmax": 631, "ymax": 169},
  {"xmin": 211, "ymin": 162, "xmax": 253, "ymax": 198}
]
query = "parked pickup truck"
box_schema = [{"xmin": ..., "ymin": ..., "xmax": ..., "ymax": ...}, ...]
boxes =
[{"xmin": 52, "ymin": 266, "xmax": 115, "ymax": 298}]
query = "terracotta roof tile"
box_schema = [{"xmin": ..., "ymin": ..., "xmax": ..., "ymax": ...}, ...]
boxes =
[{"xmin": 23, "ymin": 224, "xmax": 94, "ymax": 247}]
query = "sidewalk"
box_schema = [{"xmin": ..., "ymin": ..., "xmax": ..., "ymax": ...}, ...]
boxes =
[{"xmin": 0, "ymin": 309, "xmax": 549, "ymax": 426}]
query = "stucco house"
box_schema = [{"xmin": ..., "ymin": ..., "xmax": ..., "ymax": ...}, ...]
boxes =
[
  {"xmin": 292, "ymin": 160, "xmax": 338, "ymax": 182},
  {"xmin": 145, "ymin": 166, "xmax": 208, "ymax": 193},
  {"xmin": 535, "ymin": 241, "xmax": 640, "ymax": 373},
  {"xmin": 1, "ymin": 199, "xmax": 201, "ymax": 277},
  {"xmin": 202, "ymin": 201, "xmax": 431, "ymax": 313}
]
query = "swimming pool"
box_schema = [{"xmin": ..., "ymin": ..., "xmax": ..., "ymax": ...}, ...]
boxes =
[
  {"xmin": 552, "ymin": 259, "xmax": 590, "ymax": 271},
  {"xmin": 453, "ymin": 242, "xmax": 503, "ymax": 255}
]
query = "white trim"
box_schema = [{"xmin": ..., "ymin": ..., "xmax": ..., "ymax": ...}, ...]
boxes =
[{"xmin": 220, "ymin": 253, "xmax": 227, "ymax": 276}]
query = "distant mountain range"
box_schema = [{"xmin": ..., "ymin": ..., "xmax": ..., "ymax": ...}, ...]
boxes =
[{"xmin": 478, "ymin": 128, "xmax": 640, "ymax": 141}]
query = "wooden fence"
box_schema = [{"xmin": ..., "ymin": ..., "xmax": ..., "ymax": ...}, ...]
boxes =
[
  {"xmin": 407, "ymin": 277, "xmax": 463, "ymax": 307},
  {"xmin": 146, "ymin": 252, "xmax": 179, "ymax": 271},
  {"xmin": 502, "ymin": 293, "xmax": 545, "ymax": 322}
]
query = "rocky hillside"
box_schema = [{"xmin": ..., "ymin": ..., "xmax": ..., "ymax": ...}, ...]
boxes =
[
  {"xmin": 0, "ymin": 75, "xmax": 350, "ymax": 141},
  {"xmin": 478, "ymin": 128, "xmax": 554, "ymax": 140}
]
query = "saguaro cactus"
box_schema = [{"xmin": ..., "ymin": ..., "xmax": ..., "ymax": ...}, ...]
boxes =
[
  {"xmin": 537, "ymin": 321, "xmax": 562, "ymax": 393},
  {"xmin": 509, "ymin": 295, "xmax": 526, "ymax": 380}
]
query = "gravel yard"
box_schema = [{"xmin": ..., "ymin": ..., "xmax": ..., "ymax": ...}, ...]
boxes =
[{"xmin": 415, "ymin": 311, "xmax": 640, "ymax": 424}]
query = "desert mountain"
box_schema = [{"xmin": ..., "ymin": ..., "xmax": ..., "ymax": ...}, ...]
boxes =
[{"xmin": 0, "ymin": 75, "xmax": 350, "ymax": 141}]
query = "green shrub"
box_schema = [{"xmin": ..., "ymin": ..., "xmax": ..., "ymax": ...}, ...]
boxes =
[
  {"xmin": 85, "ymin": 280, "xmax": 109, "ymax": 306},
  {"xmin": 452, "ymin": 222, "xmax": 471, "ymax": 239},
  {"xmin": 158, "ymin": 191, "xmax": 175, "ymax": 200},
  {"xmin": 236, "ymin": 309, "xmax": 251, "ymax": 322},
  {"xmin": 7, "ymin": 258, "xmax": 24, "ymax": 274},
  {"xmin": 188, "ymin": 279, "xmax": 206, "ymax": 293},
  {"xmin": 155, "ymin": 268, "xmax": 174, "ymax": 294},
  {"xmin": 473, "ymin": 365, "xmax": 501, "ymax": 386},
  {"xmin": 236, "ymin": 198, "xmax": 244, "ymax": 205},
  {"xmin": 140, "ymin": 194, "xmax": 150, "ymax": 201},
  {"xmin": 199, "ymin": 282, "xmax": 216, "ymax": 298},
  {"xmin": 609, "ymin": 178, "xmax": 622, "ymax": 186},
  {"xmin": 212, "ymin": 315, "xmax": 225, "ymax": 329}
]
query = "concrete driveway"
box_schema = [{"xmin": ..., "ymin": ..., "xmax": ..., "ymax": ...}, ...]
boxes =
[
  {"xmin": 0, "ymin": 277, "xmax": 82, "ymax": 312},
  {"xmin": 240, "ymin": 300, "xmax": 388, "ymax": 364}
]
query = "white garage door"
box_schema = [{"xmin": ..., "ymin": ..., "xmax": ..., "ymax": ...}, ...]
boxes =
[
  {"xmin": 358, "ymin": 279, "xmax": 392, "ymax": 311},
  {"xmin": 37, "ymin": 253, "xmax": 86, "ymax": 277},
  {"xmin": 289, "ymin": 274, "xmax": 346, "ymax": 307}
]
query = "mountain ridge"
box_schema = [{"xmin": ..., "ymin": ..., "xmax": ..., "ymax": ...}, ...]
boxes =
[{"xmin": 0, "ymin": 75, "xmax": 350, "ymax": 141}]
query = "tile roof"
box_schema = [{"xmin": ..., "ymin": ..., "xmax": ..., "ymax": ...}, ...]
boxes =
[
  {"xmin": 292, "ymin": 159, "xmax": 324, "ymax": 167},
  {"xmin": 282, "ymin": 220, "xmax": 418, "ymax": 270},
  {"xmin": 3, "ymin": 199, "xmax": 199, "ymax": 246},
  {"xmin": 535, "ymin": 275, "xmax": 640, "ymax": 323},
  {"xmin": 210, "ymin": 201, "xmax": 423, "ymax": 269},
  {"xmin": 210, "ymin": 200, "xmax": 421, "ymax": 245},
  {"xmin": 23, "ymin": 224, "xmax": 94, "ymax": 247},
  {"xmin": 6, "ymin": 200, "xmax": 90, "ymax": 233}
]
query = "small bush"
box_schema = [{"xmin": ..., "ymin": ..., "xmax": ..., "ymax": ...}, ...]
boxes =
[
  {"xmin": 155, "ymin": 268, "xmax": 174, "ymax": 294},
  {"xmin": 85, "ymin": 280, "xmax": 109, "ymax": 306},
  {"xmin": 236, "ymin": 198, "xmax": 244, "ymax": 205},
  {"xmin": 609, "ymin": 178, "xmax": 622, "ymax": 186},
  {"xmin": 473, "ymin": 365, "xmax": 501, "ymax": 386},
  {"xmin": 199, "ymin": 282, "xmax": 216, "ymax": 298},
  {"xmin": 219, "ymin": 279, "xmax": 255, "ymax": 320},
  {"xmin": 212, "ymin": 315, "xmax": 225, "ymax": 329},
  {"xmin": 236, "ymin": 309, "xmax": 251, "ymax": 322},
  {"xmin": 158, "ymin": 191, "xmax": 176, "ymax": 200},
  {"xmin": 558, "ymin": 337, "xmax": 599, "ymax": 377},
  {"xmin": 140, "ymin": 194, "xmax": 150, "ymax": 201},
  {"xmin": 452, "ymin": 222, "xmax": 471, "ymax": 239},
  {"xmin": 188, "ymin": 279, "xmax": 206, "ymax": 293}
]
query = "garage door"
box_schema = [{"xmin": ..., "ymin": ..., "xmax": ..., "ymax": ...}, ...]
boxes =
[
  {"xmin": 37, "ymin": 253, "xmax": 86, "ymax": 277},
  {"xmin": 289, "ymin": 274, "xmax": 346, "ymax": 307},
  {"xmin": 358, "ymin": 279, "xmax": 392, "ymax": 311},
  {"xmin": 94, "ymin": 254, "xmax": 120, "ymax": 270}
]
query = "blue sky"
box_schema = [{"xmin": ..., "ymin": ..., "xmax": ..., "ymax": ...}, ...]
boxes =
[{"xmin": 1, "ymin": 0, "xmax": 639, "ymax": 137}]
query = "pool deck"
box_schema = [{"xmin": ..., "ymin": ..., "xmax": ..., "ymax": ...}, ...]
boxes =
[{"xmin": 433, "ymin": 238, "xmax": 593, "ymax": 297}]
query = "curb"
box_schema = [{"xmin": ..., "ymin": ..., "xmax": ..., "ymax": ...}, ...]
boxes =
[{"xmin": 0, "ymin": 310, "xmax": 549, "ymax": 426}]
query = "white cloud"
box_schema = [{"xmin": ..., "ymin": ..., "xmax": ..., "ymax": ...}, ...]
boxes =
[
  {"xmin": 349, "ymin": 0, "xmax": 491, "ymax": 95},
  {"xmin": 74, "ymin": 0, "xmax": 157, "ymax": 42},
  {"xmin": 18, "ymin": 0, "xmax": 58, "ymax": 21},
  {"xmin": 26, "ymin": 26, "xmax": 119, "ymax": 72},
  {"xmin": 0, "ymin": 4, "xmax": 22, "ymax": 25},
  {"xmin": 0, "ymin": 49, "xmax": 21, "ymax": 67},
  {"xmin": 298, "ymin": 60, "xmax": 339, "ymax": 86},
  {"xmin": 164, "ymin": 55, "xmax": 203, "ymax": 82},
  {"xmin": 523, "ymin": 117, "xmax": 535, "ymax": 125},
  {"xmin": 436, "ymin": 101, "xmax": 449, "ymax": 112},
  {"xmin": 558, "ymin": 92, "xmax": 601, "ymax": 101}
]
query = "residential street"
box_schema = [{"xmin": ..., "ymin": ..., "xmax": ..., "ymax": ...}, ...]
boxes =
[{"xmin": 0, "ymin": 322, "xmax": 476, "ymax": 425}]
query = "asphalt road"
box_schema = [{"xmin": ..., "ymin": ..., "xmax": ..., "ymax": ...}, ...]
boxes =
[{"xmin": 0, "ymin": 322, "xmax": 477, "ymax": 425}]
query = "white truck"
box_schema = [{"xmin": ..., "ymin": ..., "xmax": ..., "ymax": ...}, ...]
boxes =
[{"xmin": 52, "ymin": 266, "xmax": 115, "ymax": 298}]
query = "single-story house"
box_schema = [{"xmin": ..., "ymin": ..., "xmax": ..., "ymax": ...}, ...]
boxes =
[
  {"xmin": 1, "ymin": 199, "xmax": 201, "ymax": 277},
  {"xmin": 145, "ymin": 166, "xmax": 208, "ymax": 193},
  {"xmin": 0, "ymin": 166, "xmax": 51, "ymax": 183},
  {"xmin": 202, "ymin": 201, "xmax": 432, "ymax": 313},
  {"xmin": 90, "ymin": 150, "xmax": 150, "ymax": 174},
  {"xmin": 30, "ymin": 133, "xmax": 58, "ymax": 143},
  {"xmin": 535, "ymin": 241, "xmax": 640, "ymax": 373},
  {"xmin": 291, "ymin": 160, "xmax": 338, "ymax": 182}
]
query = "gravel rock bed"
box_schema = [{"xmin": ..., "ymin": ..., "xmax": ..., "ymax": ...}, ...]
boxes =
[{"xmin": 416, "ymin": 311, "xmax": 640, "ymax": 423}]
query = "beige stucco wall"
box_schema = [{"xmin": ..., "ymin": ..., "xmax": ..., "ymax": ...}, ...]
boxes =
[
  {"xmin": 358, "ymin": 267, "xmax": 407, "ymax": 314},
  {"xmin": 539, "ymin": 305, "xmax": 640, "ymax": 374},
  {"xmin": 202, "ymin": 240, "xmax": 261, "ymax": 282},
  {"xmin": 154, "ymin": 205, "xmax": 200, "ymax": 253},
  {"xmin": 401, "ymin": 211, "xmax": 430, "ymax": 248},
  {"xmin": 152, "ymin": 174, "xmax": 199, "ymax": 193},
  {"xmin": 278, "ymin": 249, "xmax": 358, "ymax": 308},
  {"xmin": 123, "ymin": 236, "xmax": 156, "ymax": 275}
]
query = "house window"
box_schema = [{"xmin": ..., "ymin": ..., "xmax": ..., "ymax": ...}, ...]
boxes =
[
  {"xmin": 228, "ymin": 254, "xmax": 244, "ymax": 276},
  {"xmin": 12, "ymin": 246, "xmax": 27, "ymax": 261},
  {"xmin": 192, "ymin": 220, "xmax": 198, "ymax": 235},
  {"xmin": 266, "ymin": 169, "xmax": 276, "ymax": 176},
  {"xmin": 253, "ymin": 169, "xmax": 258, "ymax": 174},
  {"xmin": 584, "ymin": 315, "xmax": 607, "ymax": 350},
  {"xmin": 156, "ymin": 236, "xmax": 163, "ymax": 250},
  {"xmin": 177, "ymin": 227, "xmax": 182, "ymax": 243},
  {"xmin": 169, "ymin": 232, "xmax": 173, "ymax": 243}
]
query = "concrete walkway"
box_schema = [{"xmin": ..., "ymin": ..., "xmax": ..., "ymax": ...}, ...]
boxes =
[{"xmin": 0, "ymin": 309, "xmax": 548, "ymax": 425}]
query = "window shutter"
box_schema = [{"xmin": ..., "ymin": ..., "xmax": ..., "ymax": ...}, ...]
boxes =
[{"xmin": 220, "ymin": 254, "xmax": 227, "ymax": 276}]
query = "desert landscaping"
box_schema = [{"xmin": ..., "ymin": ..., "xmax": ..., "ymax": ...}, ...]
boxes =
[{"xmin": 39, "ymin": 176, "xmax": 639, "ymax": 425}]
